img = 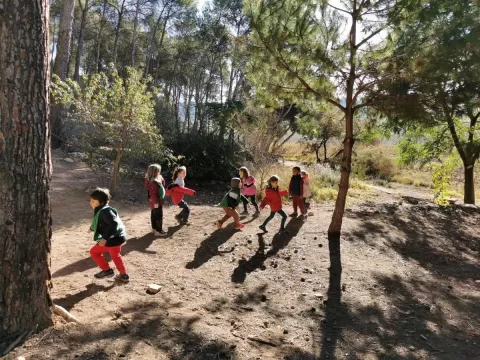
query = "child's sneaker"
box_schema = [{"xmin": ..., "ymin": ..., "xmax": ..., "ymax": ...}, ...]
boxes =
[
  {"xmin": 94, "ymin": 269, "xmax": 114, "ymax": 279},
  {"xmin": 289, "ymin": 212, "xmax": 298, "ymax": 218},
  {"xmin": 216, "ymin": 221, "xmax": 223, "ymax": 229},
  {"xmin": 115, "ymin": 274, "xmax": 130, "ymax": 283},
  {"xmin": 234, "ymin": 223, "xmax": 245, "ymax": 230},
  {"xmin": 154, "ymin": 230, "xmax": 167, "ymax": 237},
  {"xmin": 259, "ymin": 225, "xmax": 268, "ymax": 233}
]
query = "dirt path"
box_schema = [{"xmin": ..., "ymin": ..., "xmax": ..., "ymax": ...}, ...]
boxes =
[{"xmin": 9, "ymin": 153, "xmax": 480, "ymax": 360}]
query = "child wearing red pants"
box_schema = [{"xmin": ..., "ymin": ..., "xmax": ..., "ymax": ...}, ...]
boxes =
[
  {"xmin": 289, "ymin": 166, "xmax": 307, "ymax": 219},
  {"xmin": 216, "ymin": 178, "xmax": 247, "ymax": 230},
  {"xmin": 88, "ymin": 188, "xmax": 129, "ymax": 282}
]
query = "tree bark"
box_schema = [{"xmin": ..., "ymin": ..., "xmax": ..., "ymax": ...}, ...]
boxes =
[
  {"xmin": 53, "ymin": 0, "xmax": 75, "ymax": 79},
  {"xmin": 113, "ymin": 0, "xmax": 127, "ymax": 68},
  {"xmin": 464, "ymin": 164, "xmax": 475, "ymax": 204},
  {"xmin": 74, "ymin": 0, "xmax": 89, "ymax": 81},
  {"xmin": 131, "ymin": 0, "xmax": 141, "ymax": 67},
  {"xmin": 326, "ymin": 0, "xmax": 358, "ymax": 301},
  {"xmin": 0, "ymin": 0, "xmax": 53, "ymax": 352},
  {"xmin": 51, "ymin": 0, "xmax": 75, "ymax": 147},
  {"xmin": 74, "ymin": 0, "xmax": 89, "ymax": 80},
  {"xmin": 95, "ymin": 0, "xmax": 108, "ymax": 72}
]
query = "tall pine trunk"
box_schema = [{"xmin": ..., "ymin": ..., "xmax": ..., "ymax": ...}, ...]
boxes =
[
  {"xmin": 132, "ymin": 0, "xmax": 141, "ymax": 67},
  {"xmin": 95, "ymin": 0, "xmax": 108, "ymax": 72},
  {"xmin": 326, "ymin": 0, "xmax": 357, "ymax": 299},
  {"xmin": 74, "ymin": 0, "xmax": 89, "ymax": 81},
  {"xmin": 112, "ymin": 0, "xmax": 127, "ymax": 68},
  {"xmin": 51, "ymin": 0, "xmax": 75, "ymax": 147},
  {"xmin": 464, "ymin": 164, "xmax": 475, "ymax": 204},
  {"xmin": 0, "ymin": 0, "xmax": 53, "ymax": 352}
]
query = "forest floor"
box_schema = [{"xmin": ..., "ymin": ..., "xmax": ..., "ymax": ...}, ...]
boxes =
[{"xmin": 8, "ymin": 151, "xmax": 480, "ymax": 360}]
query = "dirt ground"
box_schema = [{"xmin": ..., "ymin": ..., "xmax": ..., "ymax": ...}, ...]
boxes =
[{"xmin": 7, "ymin": 152, "xmax": 480, "ymax": 360}]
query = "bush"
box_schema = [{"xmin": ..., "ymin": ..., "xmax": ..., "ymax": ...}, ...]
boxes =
[{"xmin": 353, "ymin": 148, "xmax": 397, "ymax": 180}]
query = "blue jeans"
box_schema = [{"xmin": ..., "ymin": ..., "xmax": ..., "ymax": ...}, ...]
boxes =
[{"xmin": 178, "ymin": 200, "xmax": 190, "ymax": 221}]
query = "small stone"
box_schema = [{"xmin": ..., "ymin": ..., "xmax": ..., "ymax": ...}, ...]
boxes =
[
  {"xmin": 314, "ymin": 237, "xmax": 318, "ymax": 240},
  {"xmin": 260, "ymin": 295, "xmax": 267, "ymax": 302},
  {"xmin": 290, "ymin": 306, "xmax": 295, "ymax": 309},
  {"xmin": 302, "ymin": 293, "xmax": 308, "ymax": 296},
  {"xmin": 305, "ymin": 337, "xmax": 310, "ymax": 342},
  {"xmin": 318, "ymin": 244, "xmax": 323, "ymax": 247},
  {"xmin": 181, "ymin": 287, "xmax": 185, "ymax": 290},
  {"xmin": 302, "ymin": 257, "xmax": 306, "ymax": 260},
  {"xmin": 247, "ymin": 240, "xmax": 252, "ymax": 244},
  {"xmin": 294, "ymin": 249, "xmax": 298, "ymax": 254},
  {"xmin": 231, "ymin": 320, "xmax": 235, "ymax": 325},
  {"xmin": 409, "ymin": 346, "xmax": 415, "ymax": 351},
  {"xmin": 146, "ymin": 283, "xmax": 162, "ymax": 294},
  {"xmin": 283, "ymin": 329, "xmax": 289, "ymax": 335},
  {"xmin": 314, "ymin": 293, "xmax": 324, "ymax": 300},
  {"xmin": 285, "ymin": 256, "xmax": 291, "ymax": 261},
  {"xmin": 17, "ymin": 357, "xmax": 26, "ymax": 360},
  {"xmin": 63, "ymin": 158, "xmax": 74, "ymax": 163},
  {"xmin": 311, "ymin": 307, "xmax": 316, "ymax": 312},
  {"xmin": 301, "ymin": 278, "xmax": 306, "ymax": 282}
]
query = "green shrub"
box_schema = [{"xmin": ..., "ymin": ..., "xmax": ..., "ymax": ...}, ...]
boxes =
[{"xmin": 353, "ymin": 148, "xmax": 397, "ymax": 180}]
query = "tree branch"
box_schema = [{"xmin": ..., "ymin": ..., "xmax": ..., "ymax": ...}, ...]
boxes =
[
  {"xmin": 326, "ymin": 2, "xmax": 352, "ymax": 15},
  {"xmin": 254, "ymin": 26, "xmax": 345, "ymax": 113},
  {"xmin": 356, "ymin": 26, "xmax": 387, "ymax": 49}
]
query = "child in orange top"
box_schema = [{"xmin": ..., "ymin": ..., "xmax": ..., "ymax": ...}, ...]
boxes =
[{"xmin": 259, "ymin": 175, "xmax": 289, "ymax": 233}]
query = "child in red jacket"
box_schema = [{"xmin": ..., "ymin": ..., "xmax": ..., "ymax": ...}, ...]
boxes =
[
  {"xmin": 259, "ymin": 175, "xmax": 289, "ymax": 233},
  {"xmin": 144, "ymin": 164, "xmax": 167, "ymax": 236},
  {"xmin": 166, "ymin": 166, "xmax": 195, "ymax": 224}
]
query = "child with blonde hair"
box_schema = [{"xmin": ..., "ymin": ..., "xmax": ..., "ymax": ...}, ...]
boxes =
[
  {"xmin": 166, "ymin": 166, "xmax": 195, "ymax": 224},
  {"xmin": 239, "ymin": 166, "xmax": 259, "ymax": 215},
  {"xmin": 301, "ymin": 170, "xmax": 311, "ymax": 209},
  {"xmin": 144, "ymin": 164, "xmax": 167, "ymax": 236}
]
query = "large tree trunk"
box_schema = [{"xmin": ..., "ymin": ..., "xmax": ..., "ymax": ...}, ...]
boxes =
[
  {"xmin": 51, "ymin": 0, "xmax": 75, "ymax": 147},
  {"xmin": 131, "ymin": 0, "xmax": 141, "ymax": 67},
  {"xmin": 0, "ymin": 0, "xmax": 53, "ymax": 353},
  {"xmin": 464, "ymin": 164, "xmax": 475, "ymax": 204},
  {"xmin": 74, "ymin": 0, "xmax": 89, "ymax": 81},
  {"xmin": 95, "ymin": 0, "xmax": 108, "ymax": 72},
  {"xmin": 112, "ymin": 0, "xmax": 127, "ymax": 68},
  {"xmin": 326, "ymin": 0, "xmax": 358, "ymax": 300}
]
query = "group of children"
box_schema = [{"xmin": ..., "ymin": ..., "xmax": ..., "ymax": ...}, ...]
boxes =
[{"xmin": 87, "ymin": 165, "xmax": 311, "ymax": 282}]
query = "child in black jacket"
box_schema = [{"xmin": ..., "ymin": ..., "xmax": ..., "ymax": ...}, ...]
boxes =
[{"xmin": 89, "ymin": 188, "xmax": 129, "ymax": 282}]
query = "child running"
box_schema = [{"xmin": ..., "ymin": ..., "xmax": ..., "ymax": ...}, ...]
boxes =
[
  {"xmin": 239, "ymin": 166, "xmax": 259, "ymax": 215},
  {"xmin": 301, "ymin": 170, "xmax": 311, "ymax": 209},
  {"xmin": 289, "ymin": 166, "xmax": 307, "ymax": 218},
  {"xmin": 216, "ymin": 177, "xmax": 247, "ymax": 230},
  {"xmin": 259, "ymin": 175, "xmax": 289, "ymax": 233},
  {"xmin": 166, "ymin": 166, "xmax": 196, "ymax": 224},
  {"xmin": 88, "ymin": 188, "xmax": 129, "ymax": 282},
  {"xmin": 145, "ymin": 164, "xmax": 167, "ymax": 236}
]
